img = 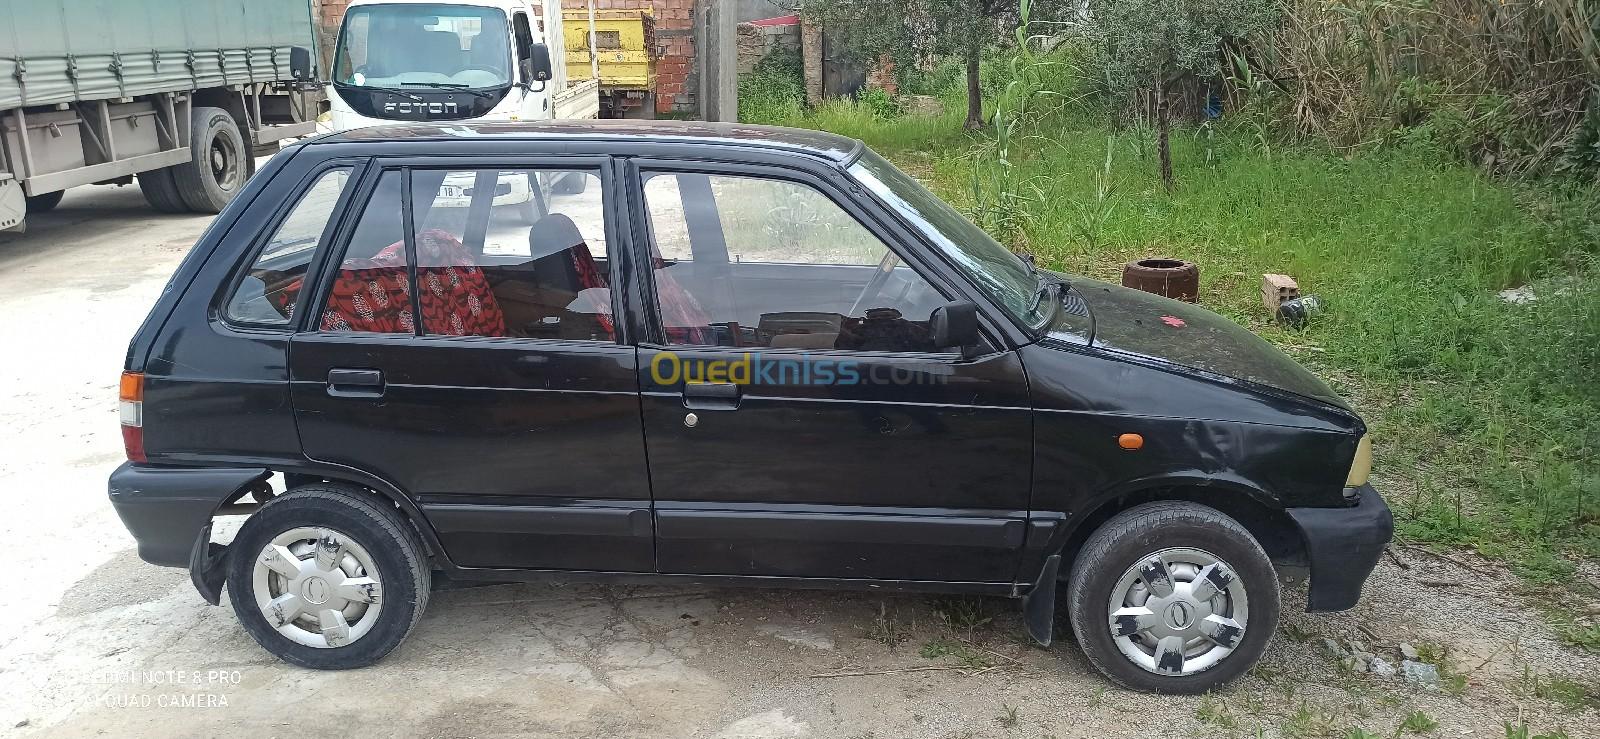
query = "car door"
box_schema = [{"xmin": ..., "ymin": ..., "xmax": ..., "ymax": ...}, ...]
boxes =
[
  {"xmin": 626, "ymin": 161, "xmax": 1033, "ymax": 584},
  {"xmin": 289, "ymin": 156, "xmax": 654, "ymax": 573}
]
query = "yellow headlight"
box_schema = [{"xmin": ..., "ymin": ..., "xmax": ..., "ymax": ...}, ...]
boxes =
[{"xmin": 1345, "ymin": 435, "xmax": 1373, "ymax": 488}]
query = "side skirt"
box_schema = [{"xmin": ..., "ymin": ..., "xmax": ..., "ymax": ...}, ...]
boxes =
[{"xmin": 432, "ymin": 567, "xmax": 1018, "ymax": 597}]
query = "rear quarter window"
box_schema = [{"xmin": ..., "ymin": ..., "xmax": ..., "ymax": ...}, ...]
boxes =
[{"xmin": 223, "ymin": 168, "xmax": 355, "ymax": 326}]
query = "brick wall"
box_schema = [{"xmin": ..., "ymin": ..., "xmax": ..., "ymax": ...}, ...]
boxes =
[
  {"xmin": 315, "ymin": 0, "xmax": 350, "ymax": 73},
  {"xmin": 865, "ymin": 54, "xmax": 897, "ymax": 97}
]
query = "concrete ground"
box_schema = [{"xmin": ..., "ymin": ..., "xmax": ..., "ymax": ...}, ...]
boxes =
[{"xmin": 0, "ymin": 176, "xmax": 1594, "ymax": 739}]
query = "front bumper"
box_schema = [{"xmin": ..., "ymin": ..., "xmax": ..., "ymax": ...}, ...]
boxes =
[
  {"xmin": 1286, "ymin": 484, "xmax": 1393, "ymax": 611},
  {"xmin": 108, "ymin": 462, "xmax": 268, "ymax": 567}
]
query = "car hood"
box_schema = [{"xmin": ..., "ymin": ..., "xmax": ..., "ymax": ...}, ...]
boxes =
[{"xmin": 1048, "ymin": 275, "xmax": 1348, "ymax": 410}]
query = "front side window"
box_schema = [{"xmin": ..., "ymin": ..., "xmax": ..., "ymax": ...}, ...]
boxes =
[
  {"xmin": 224, "ymin": 167, "xmax": 353, "ymax": 326},
  {"xmin": 333, "ymin": 3, "xmax": 512, "ymax": 90},
  {"xmin": 641, "ymin": 172, "xmax": 948, "ymax": 352},
  {"xmin": 317, "ymin": 168, "xmax": 613, "ymax": 341}
]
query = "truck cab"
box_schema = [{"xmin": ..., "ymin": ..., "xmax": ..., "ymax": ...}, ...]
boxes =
[
  {"xmin": 327, "ymin": 0, "xmax": 600, "ymax": 221},
  {"xmin": 327, "ymin": 0, "xmax": 599, "ymax": 131}
]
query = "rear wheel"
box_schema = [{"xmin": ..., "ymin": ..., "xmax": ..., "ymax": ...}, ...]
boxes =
[
  {"xmin": 173, "ymin": 106, "xmax": 247, "ymax": 213},
  {"xmin": 138, "ymin": 168, "xmax": 190, "ymax": 213},
  {"xmin": 226, "ymin": 484, "xmax": 430, "ymax": 669},
  {"xmin": 1065, "ymin": 501, "xmax": 1279, "ymax": 693},
  {"xmin": 24, "ymin": 190, "xmax": 64, "ymax": 212}
]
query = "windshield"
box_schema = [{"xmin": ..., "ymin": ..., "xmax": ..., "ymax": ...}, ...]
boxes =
[
  {"xmin": 334, "ymin": 4, "xmax": 512, "ymax": 90},
  {"xmin": 848, "ymin": 150, "xmax": 1050, "ymax": 331}
]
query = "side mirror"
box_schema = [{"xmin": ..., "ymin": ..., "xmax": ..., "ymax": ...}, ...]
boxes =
[
  {"xmin": 523, "ymin": 43, "xmax": 554, "ymax": 90},
  {"xmin": 930, "ymin": 300, "xmax": 981, "ymax": 357},
  {"xmin": 289, "ymin": 46, "xmax": 315, "ymax": 81}
]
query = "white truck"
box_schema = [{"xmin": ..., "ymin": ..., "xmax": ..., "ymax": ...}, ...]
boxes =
[{"xmin": 325, "ymin": 0, "xmax": 601, "ymax": 221}]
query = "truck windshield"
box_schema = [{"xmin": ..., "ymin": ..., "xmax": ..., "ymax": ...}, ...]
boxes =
[
  {"xmin": 333, "ymin": 4, "xmax": 512, "ymax": 90},
  {"xmin": 848, "ymin": 150, "xmax": 1051, "ymax": 333}
]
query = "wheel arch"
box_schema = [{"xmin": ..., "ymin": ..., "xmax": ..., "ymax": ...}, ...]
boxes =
[
  {"xmin": 1055, "ymin": 478, "xmax": 1308, "ymax": 582},
  {"xmin": 270, "ymin": 464, "xmax": 453, "ymax": 569},
  {"xmin": 183, "ymin": 462, "xmax": 451, "ymax": 606}
]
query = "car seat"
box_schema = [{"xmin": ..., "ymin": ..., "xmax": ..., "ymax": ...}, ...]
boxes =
[{"xmin": 322, "ymin": 229, "xmax": 506, "ymax": 336}]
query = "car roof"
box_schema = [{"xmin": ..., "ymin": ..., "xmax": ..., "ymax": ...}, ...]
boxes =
[{"xmin": 308, "ymin": 120, "xmax": 865, "ymax": 163}]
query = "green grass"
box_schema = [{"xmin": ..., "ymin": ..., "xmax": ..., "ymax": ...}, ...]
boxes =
[{"xmin": 741, "ymin": 65, "xmax": 1600, "ymax": 645}]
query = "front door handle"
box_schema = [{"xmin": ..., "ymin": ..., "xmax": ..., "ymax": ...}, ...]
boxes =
[
  {"xmin": 327, "ymin": 368, "xmax": 384, "ymax": 398},
  {"xmin": 682, "ymin": 381, "xmax": 740, "ymax": 411}
]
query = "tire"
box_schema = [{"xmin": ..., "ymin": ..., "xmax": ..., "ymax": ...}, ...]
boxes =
[
  {"xmin": 1065, "ymin": 501, "xmax": 1279, "ymax": 694},
  {"xmin": 24, "ymin": 190, "xmax": 64, "ymax": 213},
  {"xmin": 226, "ymin": 484, "xmax": 430, "ymax": 670},
  {"xmin": 173, "ymin": 106, "xmax": 248, "ymax": 213},
  {"xmin": 138, "ymin": 168, "xmax": 190, "ymax": 213}
]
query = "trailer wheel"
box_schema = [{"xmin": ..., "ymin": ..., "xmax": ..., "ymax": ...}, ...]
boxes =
[
  {"xmin": 174, "ymin": 107, "xmax": 247, "ymax": 214},
  {"xmin": 24, "ymin": 190, "xmax": 65, "ymax": 213},
  {"xmin": 138, "ymin": 168, "xmax": 190, "ymax": 213}
]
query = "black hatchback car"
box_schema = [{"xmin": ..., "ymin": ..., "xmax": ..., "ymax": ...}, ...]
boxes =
[{"xmin": 109, "ymin": 120, "xmax": 1390, "ymax": 693}]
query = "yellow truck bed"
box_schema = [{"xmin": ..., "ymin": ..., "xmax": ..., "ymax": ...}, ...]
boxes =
[{"xmin": 563, "ymin": 9, "xmax": 654, "ymax": 90}]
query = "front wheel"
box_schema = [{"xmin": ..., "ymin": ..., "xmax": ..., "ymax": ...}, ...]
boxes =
[
  {"xmin": 226, "ymin": 484, "xmax": 430, "ymax": 669},
  {"xmin": 1065, "ymin": 502, "xmax": 1280, "ymax": 693}
]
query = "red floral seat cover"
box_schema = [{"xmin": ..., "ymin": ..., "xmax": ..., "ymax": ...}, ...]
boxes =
[{"xmin": 322, "ymin": 229, "xmax": 506, "ymax": 336}]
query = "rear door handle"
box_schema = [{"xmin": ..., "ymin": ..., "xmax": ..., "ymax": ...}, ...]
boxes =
[
  {"xmin": 327, "ymin": 368, "xmax": 384, "ymax": 398},
  {"xmin": 682, "ymin": 381, "xmax": 740, "ymax": 411}
]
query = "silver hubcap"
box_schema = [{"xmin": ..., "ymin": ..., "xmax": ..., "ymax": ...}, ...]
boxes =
[
  {"xmin": 1108, "ymin": 547, "xmax": 1248, "ymax": 676},
  {"xmin": 252, "ymin": 527, "xmax": 383, "ymax": 649}
]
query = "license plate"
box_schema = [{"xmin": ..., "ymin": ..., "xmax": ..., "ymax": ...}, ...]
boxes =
[{"xmin": 438, "ymin": 185, "xmax": 464, "ymax": 198}]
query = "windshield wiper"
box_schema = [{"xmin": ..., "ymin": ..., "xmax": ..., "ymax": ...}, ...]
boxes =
[
  {"xmin": 347, "ymin": 85, "xmax": 424, "ymax": 102},
  {"xmin": 400, "ymin": 82, "xmax": 496, "ymax": 99}
]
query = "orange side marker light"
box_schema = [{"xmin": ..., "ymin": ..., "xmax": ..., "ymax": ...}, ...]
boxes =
[{"xmin": 1118, "ymin": 433, "xmax": 1144, "ymax": 450}]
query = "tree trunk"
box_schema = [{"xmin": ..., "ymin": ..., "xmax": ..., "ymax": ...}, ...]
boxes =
[
  {"xmin": 1157, "ymin": 85, "xmax": 1173, "ymax": 191},
  {"xmin": 964, "ymin": 41, "xmax": 983, "ymax": 130}
]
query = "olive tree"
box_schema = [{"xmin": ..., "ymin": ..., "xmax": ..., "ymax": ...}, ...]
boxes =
[
  {"xmin": 805, "ymin": 0, "xmax": 1021, "ymax": 129},
  {"xmin": 1082, "ymin": 0, "xmax": 1276, "ymax": 188}
]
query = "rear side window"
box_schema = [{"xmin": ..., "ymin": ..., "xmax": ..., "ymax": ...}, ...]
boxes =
[
  {"xmin": 320, "ymin": 171, "xmax": 414, "ymax": 334},
  {"xmin": 314, "ymin": 168, "xmax": 613, "ymax": 340},
  {"xmin": 224, "ymin": 167, "xmax": 353, "ymax": 325}
]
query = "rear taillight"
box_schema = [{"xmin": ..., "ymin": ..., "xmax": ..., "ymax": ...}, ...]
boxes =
[{"xmin": 119, "ymin": 371, "xmax": 145, "ymax": 462}]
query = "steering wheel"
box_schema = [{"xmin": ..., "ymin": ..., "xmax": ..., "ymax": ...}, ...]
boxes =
[{"xmin": 847, "ymin": 250, "xmax": 901, "ymax": 317}]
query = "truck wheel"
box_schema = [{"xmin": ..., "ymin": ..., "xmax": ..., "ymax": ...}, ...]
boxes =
[
  {"xmin": 138, "ymin": 168, "xmax": 190, "ymax": 213},
  {"xmin": 226, "ymin": 484, "xmax": 430, "ymax": 669},
  {"xmin": 173, "ymin": 106, "xmax": 247, "ymax": 214},
  {"xmin": 24, "ymin": 190, "xmax": 64, "ymax": 213},
  {"xmin": 1065, "ymin": 501, "xmax": 1279, "ymax": 694}
]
